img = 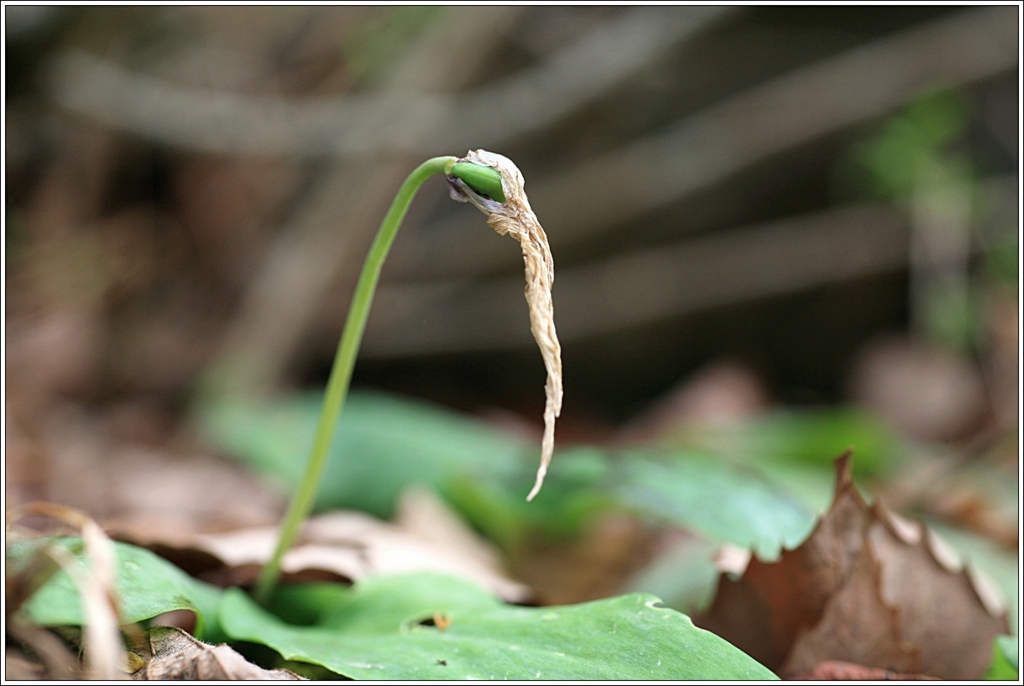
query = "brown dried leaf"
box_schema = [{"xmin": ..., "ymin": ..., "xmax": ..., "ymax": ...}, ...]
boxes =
[
  {"xmin": 697, "ymin": 451, "xmax": 872, "ymax": 669},
  {"xmin": 867, "ymin": 502, "xmax": 1009, "ymax": 679},
  {"xmin": 130, "ymin": 626, "xmax": 302, "ymax": 680},
  {"xmin": 779, "ymin": 545, "xmax": 920, "ymax": 677},
  {"xmin": 36, "ymin": 405, "xmax": 284, "ymax": 531},
  {"xmin": 448, "ymin": 149, "xmax": 562, "ymax": 501},
  {"xmin": 113, "ymin": 493, "xmax": 530, "ymax": 603},
  {"xmin": 791, "ymin": 660, "xmax": 940, "ymax": 680},
  {"xmin": 393, "ymin": 487, "xmax": 510, "ymax": 579},
  {"xmin": 697, "ymin": 452, "xmax": 1009, "ymax": 680}
]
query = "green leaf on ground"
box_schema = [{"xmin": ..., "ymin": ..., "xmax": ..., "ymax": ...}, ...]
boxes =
[
  {"xmin": 684, "ymin": 408, "xmax": 899, "ymax": 475},
  {"xmin": 985, "ymin": 635, "xmax": 1019, "ymax": 680},
  {"xmin": 263, "ymin": 582, "xmax": 352, "ymax": 627},
  {"xmin": 199, "ymin": 390, "xmax": 531, "ymax": 518},
  {"xmin": 658, "ymin": 408, "xmax": 906, "ymax": 514},
  {"xmin": 203, "ymin": 390, "xmax": 817, "ymax": 558},
  {"xmin": 318, "ymin": 573, "xmax": 502, "ymax": 633},
  {"xmin": 220, "ymin": 573, "xmax": 777, "ymax": 680},
  {"xmin": 7, "ymin": 537, "xmax": 224, "ymax": 641},
  {"xmin": 442, "ymin": 445, "xmax": 619, "ymax": 548},
  {"xmin": 621, "ymin": 534, "xmax": 722, "ymax": 614},
  {"xmin": 616, "ymin": 451, "xmax": 816, "ymax": 560}
]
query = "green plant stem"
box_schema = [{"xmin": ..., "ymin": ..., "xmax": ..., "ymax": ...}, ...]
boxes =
[{"xmin": 254, "ymin": 155, "xmax": 456, "ymax": 604}]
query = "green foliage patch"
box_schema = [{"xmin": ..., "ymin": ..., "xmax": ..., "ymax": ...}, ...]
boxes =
[
  {"xmin": 200, "ymin": 390, "xmax": 819, "ymax": 558},
  {"xmin": 220, "ymin": 573, "xmax": 778, "ymax": 680},
  {"xmin": 7, "ymin": 537, "xmax": 224, "ymax": 642},
  {"xmin": 985, "ymin": 635, "xmax": 1019, "ymax": 680}
]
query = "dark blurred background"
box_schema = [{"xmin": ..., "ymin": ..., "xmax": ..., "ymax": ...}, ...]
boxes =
[{"xmin": 5, "ymin": 5, "xmax": 1019, "ymax": 495}]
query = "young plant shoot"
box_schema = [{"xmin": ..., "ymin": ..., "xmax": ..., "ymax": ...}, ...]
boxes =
[{"xmin": 255, "ymin": 151, "xmax": 562, "ymax": 603}]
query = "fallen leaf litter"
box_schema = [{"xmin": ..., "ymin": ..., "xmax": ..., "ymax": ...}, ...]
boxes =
[{"xmin": 697, "ymin": 451, "xmax": 1010, "ymax": 680}]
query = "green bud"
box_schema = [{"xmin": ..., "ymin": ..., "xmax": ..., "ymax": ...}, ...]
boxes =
[{"xmin": 448, "ymin": 162, "xmax": 506, "ymax": 203}]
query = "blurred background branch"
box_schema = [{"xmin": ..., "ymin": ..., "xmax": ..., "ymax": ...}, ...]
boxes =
[
  {"xmin": 387, "ymin": 6, "xmax": 1017, "ymax": 280},
  {"xmin": 365, "ymin": 202, "xmax": 911, "ymax": 355},
  {"xmin": 46, "ymin": 7, "xmax": 734, "ymax": 157}
]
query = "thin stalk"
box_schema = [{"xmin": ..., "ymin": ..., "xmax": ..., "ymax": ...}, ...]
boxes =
[{"xmin": 254, "ymin": 155, "xmax": 456, "ymax": 604}]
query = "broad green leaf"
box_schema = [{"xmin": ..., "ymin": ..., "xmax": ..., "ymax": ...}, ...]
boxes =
[
  {"xmin": 7, "ymin": 537, "xmax": 224, "ymax": 642},
  {"xmin": 441, "ymin": 446, "xmax": 619, "ymax": 548},
  {"xmin": 202, "ymin": 390, "xmax": 816, "ymax": 557},
  {"xmin": 677, "ymin": 408, "xmax": 901, "ymax": 477},
  {"xmin": 985, "ymin": 635, "xmax": 1019, "ymax": 680},
  {"xmin": 199, "ymin": 390, "xmax": 532, "ymax": 517},
  {"xmin": 658, "ymin": 408, "xmax": 906, "ymax": 514},
  {"xmin": 201, "ymin": 391, "xmax": 619, "ymax": 543},
  {"xmin": 444, "ymin": 443, "xmax": 814, "ymax": 559},
  {"xmin": 220, "ymin": 573, "xmax": 777, "ymax": 680},
  {"xmin": 616, "ymin": 451, "xmax": 815, "ymax": 560},
  {"xmin": 264, "ymin": 582, "xmax": 351, "ymax": 627},
  {"xmin": 317, "ymin": 573, "xmax": 502, "ymax": 632},
  {"xmin": 621, "ymin": 534, "xmax": 722, "ymax": 614}
]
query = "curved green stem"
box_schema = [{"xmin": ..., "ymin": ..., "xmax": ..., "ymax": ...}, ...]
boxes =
[{"xmin": 254, "ymin": 155, "xmax": 456, "ymax": 604}]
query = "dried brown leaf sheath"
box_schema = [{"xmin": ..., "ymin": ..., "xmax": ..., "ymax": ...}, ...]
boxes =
[{"xmin": 448, "ymin": 150, "xmax": 563, "ymax": 501}]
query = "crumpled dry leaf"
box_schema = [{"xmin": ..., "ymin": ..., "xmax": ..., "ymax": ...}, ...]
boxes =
[
  {"xmin": 696, "ymin": 452, "xmax": 1009, "ymax": 680},
  {"xmin": 779, "ymin": 541, "xmax": 920, "ymax": 676},
  {"xmin": 112, "ymin": 488, "xmax": 529, "ymax": 603},
  {"xmin": 448, "ymin": 149, "xmax": 562, "ymax": 501},
  {"xmin": 129, "ymin": 626, "xmax": 302, "ymax": 680}
]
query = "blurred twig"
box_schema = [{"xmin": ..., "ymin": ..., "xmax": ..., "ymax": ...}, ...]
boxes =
[
  {"xmin": 362, "ymin": 202, "xmax": 910, "ymax": 355},
  {"xmin": 47, "ymin": 7, "xmax": 734, "ymax": 156}
]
